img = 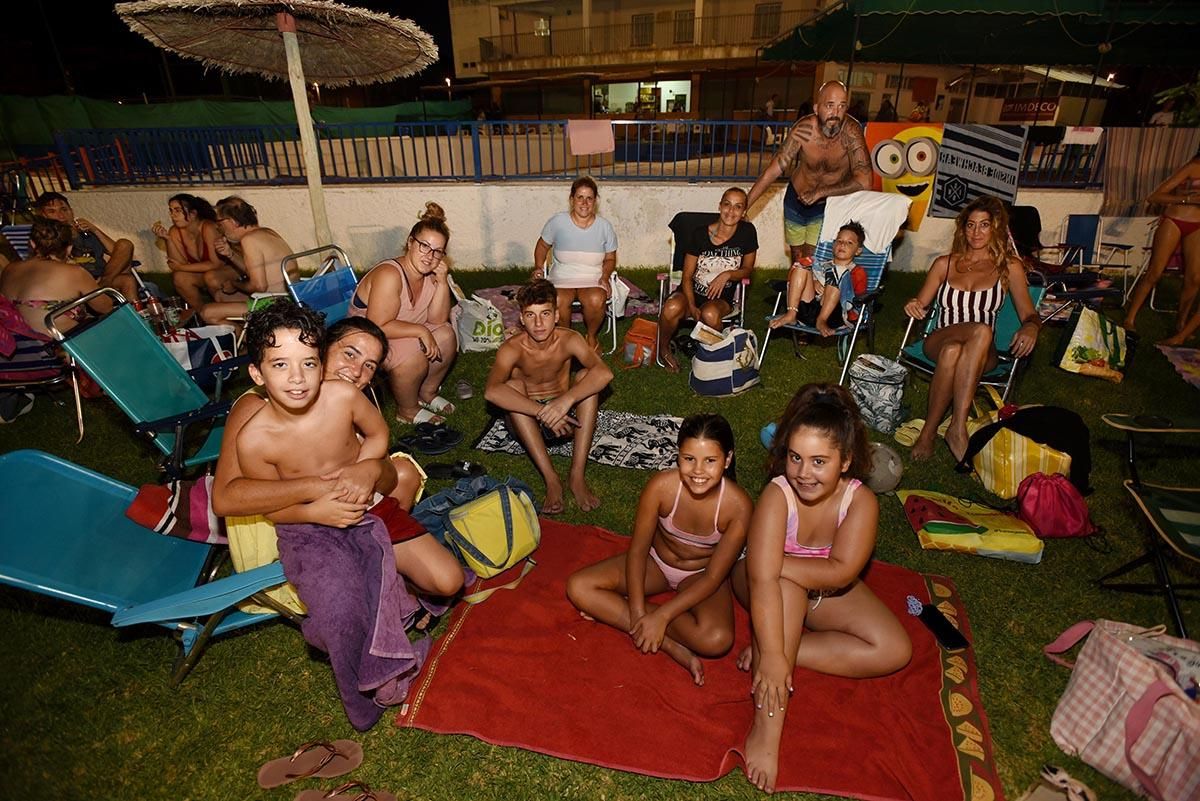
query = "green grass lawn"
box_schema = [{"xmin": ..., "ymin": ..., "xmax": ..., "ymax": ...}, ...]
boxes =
[{"xmin": 1, "ymin": 268, "xmax": 1197, "ymax": 801}]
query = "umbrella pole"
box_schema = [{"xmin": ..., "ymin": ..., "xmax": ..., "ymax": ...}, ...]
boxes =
[{"xmin": 278, "ymin": 13, "xmax": 332, "ymax": 247}]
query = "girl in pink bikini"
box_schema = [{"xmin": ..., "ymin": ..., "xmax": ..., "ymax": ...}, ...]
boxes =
[
  {"xmin": 567, "ymin": 414, "xmax": 752, "ymax": 686},
  {"xmin": 733, "ymin": 383, "xmax": 911, "ymax": 794}
]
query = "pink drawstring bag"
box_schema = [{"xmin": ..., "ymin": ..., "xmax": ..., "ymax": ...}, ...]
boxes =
[{"xmin": 1017, "ymin": 472, "xmax": 1096, "ymax": 538}]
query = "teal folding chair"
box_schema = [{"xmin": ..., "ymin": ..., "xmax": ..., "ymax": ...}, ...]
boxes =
[
  {"xmin": 0, "ymin": 449, "xmax": 298, "ymax": 685},
  {"xmin": 896, "ymin": 283, "xmax": 1047, "ymax": 404},
  {"xmin": 48, "ymin": 289, "xmax": 234, "ymax": 479},
  {"xmin": 282, "ymin": 244, "xmax": 358, "ymax": 325}
]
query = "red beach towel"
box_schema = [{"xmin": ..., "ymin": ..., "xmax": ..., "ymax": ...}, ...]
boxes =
[{"xmin": 398, "ymin": 521, "xmax": 1005, "ymax": 801}]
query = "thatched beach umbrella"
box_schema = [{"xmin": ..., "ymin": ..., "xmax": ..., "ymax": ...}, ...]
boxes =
[{"xmin": 115, "ymin": 0, "xmax": 438, "ymax": 245}]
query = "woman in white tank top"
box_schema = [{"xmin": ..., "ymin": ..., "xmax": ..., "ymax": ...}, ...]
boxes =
[{"xmin": 902, "ymin": 196, "xmax": 1040, "ymax": 463}]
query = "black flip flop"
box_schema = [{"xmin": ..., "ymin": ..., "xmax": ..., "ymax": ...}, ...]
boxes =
[
  {"xmin": 425, "ymin": 460, "xmax": 488, "ymax": 480},
  {"xmin": 411, "ymin": 426, "xmax": 464, "ymax": 456}
]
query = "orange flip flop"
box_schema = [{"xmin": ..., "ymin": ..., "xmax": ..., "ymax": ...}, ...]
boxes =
[
  {"xmin": 295, "ymin": 781, "xmax": 397, "ymax": 801},
  {"xmin": 257, "ymin": 740, "xmax": 364, "ymax": 789}
]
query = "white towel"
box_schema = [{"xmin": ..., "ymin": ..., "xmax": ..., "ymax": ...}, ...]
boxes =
[{"xmin": 819, "ymin": 191, "xmax": 912, "ymax": 253}]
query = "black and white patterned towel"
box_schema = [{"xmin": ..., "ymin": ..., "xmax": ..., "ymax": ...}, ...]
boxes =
[{"xmin": 474, "ymin": 410, "xmax": 682, "ymax": 470}]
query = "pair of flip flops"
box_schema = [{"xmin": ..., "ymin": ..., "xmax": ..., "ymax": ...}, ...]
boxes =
[
  {"xmin": 257, "ymin": 741, "xmax": 396, "ymax": 799},
  {"xmin": 396, "ymin": 423, "xmax": 463, "ymax": 456},
  {"xmin": 424, "ymin": 460, "xmax": 487, "ymax": 480}
]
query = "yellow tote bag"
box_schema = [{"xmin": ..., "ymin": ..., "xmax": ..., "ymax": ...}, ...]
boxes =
[{"xmin": 965, "ymin": 388, "xmax": 1072, "ymax": 500}]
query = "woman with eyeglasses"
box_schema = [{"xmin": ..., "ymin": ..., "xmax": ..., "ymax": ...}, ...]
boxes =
[
  {"xmin": 533, "ymin": 176, "xmax": 619, "ymax": 350},
  {"xmin": 347, "ymin": 202, "xmax": 458, "ymax": 425}
]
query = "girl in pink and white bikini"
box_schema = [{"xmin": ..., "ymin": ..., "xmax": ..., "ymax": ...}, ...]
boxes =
[
  {"xmin": 567, "ymin": 414, "xmax": 752, "ymax": 686},
  {"xmin": 732, "ymin": 383, "xmax": 911, "ymax": 794}
]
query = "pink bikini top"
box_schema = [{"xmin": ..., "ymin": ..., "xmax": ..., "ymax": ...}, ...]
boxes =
[
  {"xmin": 658, "ymin": 478, "xmax": 726, "ymax": 549},
  {"xmin": 772, "ymin": 474, "xmax": 862, "ymax": 558}
]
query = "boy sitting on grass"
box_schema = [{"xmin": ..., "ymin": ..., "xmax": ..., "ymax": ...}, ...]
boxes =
[
  {"xmin": 768, "ymin": 220, "xmax": 867, "ymax": 338},
  {"xmin": 485, "ymin": 278, "xmax": 614, "ymax": 514},
  {"xmin": 236, "ymin": 299, "xmax": 425, "ymax": 731}
]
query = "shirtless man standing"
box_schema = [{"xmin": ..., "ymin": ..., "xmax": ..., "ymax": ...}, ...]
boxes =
[
  {"xmin": 202, "ymin": 195, "xmax": 298, "ymax": 326},
  {"xmin": 485, "ymin": 279, "xmax": 614, "ymax": 514},
  {"xmin": 746, "ymin": 81, "xmax": 873, "ymax": 266}
]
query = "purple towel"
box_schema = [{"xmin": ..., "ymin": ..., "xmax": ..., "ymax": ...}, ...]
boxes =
[{"xmin": 276, "ymin": 515, "xmax": 433, "ymax": 731}]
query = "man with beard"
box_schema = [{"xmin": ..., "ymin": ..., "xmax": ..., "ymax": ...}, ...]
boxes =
[{"xmin": 746, "ymin": 81, "xmax": 873, "ymax": 266}]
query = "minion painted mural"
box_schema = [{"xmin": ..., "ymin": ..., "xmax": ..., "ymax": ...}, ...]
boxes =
[{"xmin": 865, "ymin": 123, "xmax": 943, "ymax": 231}]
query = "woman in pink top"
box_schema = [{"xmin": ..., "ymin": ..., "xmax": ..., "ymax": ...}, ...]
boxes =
[
  {"xmin": 732, "ymin": 383, "xmax": 911, "ymax": 794},
  {"xmin": 567, "ymin": 414, "xmax": 752, "ymax": 686},
  {"xmin": 348, "ymin": 202, "xmax": 458, "ymax": 425}
]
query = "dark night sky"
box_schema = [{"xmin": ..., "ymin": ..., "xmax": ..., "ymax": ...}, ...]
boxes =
[{"xmin": 2, "ymin": 2, "xmax": 455, "ymax": 104}]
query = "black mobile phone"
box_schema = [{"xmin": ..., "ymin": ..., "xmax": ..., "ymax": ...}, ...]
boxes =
[{"xmin": 919, "ymin": 604, "xmax": 970, "ymax": 651}]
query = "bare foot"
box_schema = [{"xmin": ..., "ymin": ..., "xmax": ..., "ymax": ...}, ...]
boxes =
[
  {"xmin": 768, "ymin": 311, "xmax": 796, "ymax": 330},
  {"xmin": 736, "ymin": 645, "xmax": 753, "ymax": 672},
  {"xmin": 944, "ymin": 427, "xmax": 969, "ymax": 464},
  {"xmin": 542, "ymin": 478, "xmax": 565, "ymax": 515},
  {"xmin": 1121, "ymin": 316, "xmax": 1136, "ymax": 332},
  {"xmin": 661, "ymin": 639, "xmax": 705, "ymax": 686},
  {"xmin": 743, "ymin": 711, "xmax": 785, "ymax": 794},
  {"xmin": 1160, "ymin": 334, "xmax": 1186, "ymax": 347},
  {"xmin": 569, "ymin": 475, "xmax": 600, "ymax": 512},
  {"xmin": 661, "ymin": 350, "xmax": 680, "ymax": 373},
  {"xmin": 911, "ymin": 434, "xmax": 935, "ymax": 461}
]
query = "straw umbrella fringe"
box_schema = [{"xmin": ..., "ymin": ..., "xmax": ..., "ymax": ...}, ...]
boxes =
[
  {"xmin": 116, "ymin": 0, "xmax": 439, "ymax": 245},
  {"xmin": 116, "ymin": 0, "xmax": 437, "ymax": 87}
]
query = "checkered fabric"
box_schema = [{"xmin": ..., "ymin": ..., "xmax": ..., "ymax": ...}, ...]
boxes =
[{"xmin": 1046, "ymin": 620, "xmax": 1200, "ymax": 801}]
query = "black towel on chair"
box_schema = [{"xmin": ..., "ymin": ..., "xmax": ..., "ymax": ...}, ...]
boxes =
[{"xmin": 959, "ymin": 406, "xmax": 1092, "ymax": 494}]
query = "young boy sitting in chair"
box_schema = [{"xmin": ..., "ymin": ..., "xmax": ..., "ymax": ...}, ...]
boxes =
[
  {"xmin": 485, "ymin": 279, "xmax": 614, "ymax": 514},
  {"xmin": 768, "ymin": 220, "xmax": 867, "ymax": 338},
  {"xmin": 236, "ymin": 299, "xmax": 425, "ymax": 730}
]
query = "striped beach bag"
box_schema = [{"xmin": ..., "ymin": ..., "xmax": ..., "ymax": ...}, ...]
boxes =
[{"xmin": 689, "ymin": 324, "xmax": 760, "ymax": 397}]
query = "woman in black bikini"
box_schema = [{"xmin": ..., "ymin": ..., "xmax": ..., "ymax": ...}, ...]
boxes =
[{"xmin": 1124, "ymin": 150, "xmax": 1200, "ymax": 339}]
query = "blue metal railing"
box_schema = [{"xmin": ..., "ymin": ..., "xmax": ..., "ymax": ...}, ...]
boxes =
[{"xmin": 46, "ymin": 121, "xmax": 1105, "ymax": 190}]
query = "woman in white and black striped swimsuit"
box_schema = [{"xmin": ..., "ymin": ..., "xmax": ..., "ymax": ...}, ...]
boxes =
[{"xmin": 903, "ymin": 196, "xmax": 1041, "ymax": 463}]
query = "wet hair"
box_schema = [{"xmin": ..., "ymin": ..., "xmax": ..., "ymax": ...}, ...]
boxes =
[
  {"xmin": 951, "ymin": 195, "xmax": 1017, "ymax": 285},
  {"xmin": 721, "ymin": 186, "xmax": 747, "ymax": 204},
  {"xmin": 516, "ymin": 278, "xmax": 558, "ymax": 310},
  {"xmin": 767, "ymin": 383, "xmax": 871, "ymax": 483},
  {"xmin": 408, "ymin": 201, "xmax": 450, "ymax": 246},
  {"xmin": 569, "ymin": 176, "xmax": 598, "ymax": 198},
  {"xmin": 33, "ymin": 191, "xmax": 69, "ymax": 211},
  {"xmin": 323, "ymin": 316, "xmax": 389, "ymax": 365},
  {"xmin": 215, "ymin": 195, "xmax": 258, "ymax": 227},
  {"xmin": 838, "ymin": 221, "xmax": 866, "ymax": 249},
  {"xmin": 244, "ymin": 297, "xmax": 326, "ymax": 366},
  {"xmin": 29, "ymin": 216, "xmax": 73, "ymax": 258},
  {"xmin": 678, "ymin": 413, "xmax": 737, "ymax": 479},
  {"xmin": 169, "ymin": 193, "xmax": 217, "ymax": 222}
]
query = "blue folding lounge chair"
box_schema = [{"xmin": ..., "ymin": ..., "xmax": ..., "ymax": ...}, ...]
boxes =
[
  {"xmin": 759, "ymin": 191, "xmax": 911, "ymax": 384},
  {"xmin": 0, "ymin": 449, "xmax": 297, "ymax": 685},
  {"xmin": 896, "ymin": 282, "xmax": 1048, "ymax": 404},
  {"xmin": 655, "ymin": 211, "xmax": 750, "ymax": 367},
  {"xmin": 48, "ymin": 289, "xmax": 235, "ymax": 479},
  {"xmin": 282, "ymin": 245, "xmax": 359, "ymax": 325},
  {"xmin": 1099, "ymin": 413, "xmax": 1200, "ymax": 638}
]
